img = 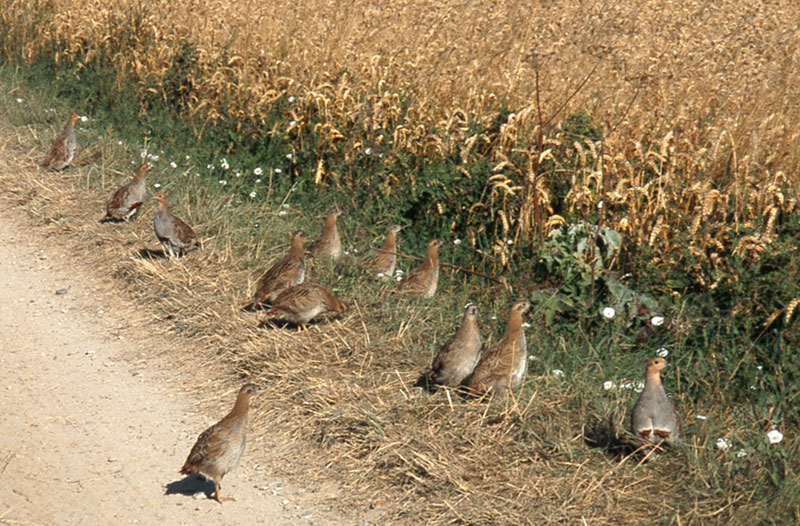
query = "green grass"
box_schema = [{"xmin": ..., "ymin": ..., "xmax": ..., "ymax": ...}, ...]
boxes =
[{"xmin": 1, "ymin": 57, "xmax": 798, "ymax": 525}]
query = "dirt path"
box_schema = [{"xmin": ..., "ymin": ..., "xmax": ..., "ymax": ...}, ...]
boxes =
[{"xmin": 0, "ymin": 209, "xmax": 326, "ymax": 525}]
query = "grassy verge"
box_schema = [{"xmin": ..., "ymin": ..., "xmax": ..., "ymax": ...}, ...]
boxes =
[{"xmin": 1, "ymin": 55, "xmax": 798, "ymax": 526}]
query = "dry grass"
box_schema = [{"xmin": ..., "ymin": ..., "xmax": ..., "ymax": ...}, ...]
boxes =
[
  {"xmin": 2, "ymin": 0, "xmax": 799, "ymax": 276},
  {"xmin": 2, "ymin": 109, "xmax": 795, "ymax": 525}
]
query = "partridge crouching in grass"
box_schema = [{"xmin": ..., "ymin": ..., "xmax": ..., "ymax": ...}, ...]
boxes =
[
  {"xmin": 396, "ymin": 239, "xmax": 443, "ymax": 298},
  {"xmin": 468, "ymin": 300, "xmax": 530, "ymax": 397},
  {"xmin": 153, "ymin": 193, "xmax": 198, "ymax": 258},
  {"xmin": 265, "ymin": 283, "xmax": 348, "ymax": 330},
  {"xmin": 102, "ymin": 164, "xmax": 149, "ymax": 222},
  {"xmin": 308, "ymin": 207, "xmax": 343, "ymax": 260},
  {"xmin": 180, "ymin": 384, "xmax": 258, "ymax": 503},
  {"xmin": 252, "ymin": 230, "xmax": 306, "ymax": 307},
  {"xmin": 429, "ymin": 303, "xmax": 484, "ymax": 387},
  {"xmin": 631, "ymin": 357, "xmax": 683, "ymax": 447},
  {"xmin": 368, "ymin": 225, "xmax": 402, "ymax": 280},
  {"xmin": 41, "ymin": 113, "xmax": 79, "ymax": 171}
]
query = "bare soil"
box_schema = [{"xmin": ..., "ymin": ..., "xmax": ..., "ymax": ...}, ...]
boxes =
[{"xmin": 0, "ymin": 206, "xmax": 338, "ymax": 525}]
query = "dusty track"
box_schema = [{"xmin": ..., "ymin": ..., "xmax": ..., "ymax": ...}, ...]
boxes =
[{"xmin": 0, "ymin": 207, "xmax": 334, "ymax": 525}]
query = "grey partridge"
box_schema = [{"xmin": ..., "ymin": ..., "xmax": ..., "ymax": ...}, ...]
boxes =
[
  {"xmin": 429, "ymin": 303, "xmax": 484, "ymax": 387},
  {"xmin": 41, "ymin": 113, "xmax": 79, "ymax": 171},
  {"xmin": 631, "ymin": 357, "xmax": 683, "ymax": 446},
  {"xmin": 153, "ymin": 193, "xmax": 198, "ymax": 258},
  {"xmin": 102, "ymin": 164, "xmax": 149, "ymax": 221},
  {"xmin": 468, "ymin": 300, "xmax": 530, "ymax": 397},
  {"xmin": 396, "ymin": 239, "xmax": 443, "ymax": 298},
  {"xmin": 253, "ymin": 230, "xmax": 306, "ymax": 307},
  {"xmin": 180, "ymin": 383, "xmax": 258, "ymax": 503},
  {"xmin": 265, "ymin": 283, "xmax": 348, "ymax": 329},
  {"xmin": 308, "ymin": 207, "xmax": 343, "ymax": 260},
  {"xmin": 368, "ymin": 224, "xmax": 402, "ymax": 280}
]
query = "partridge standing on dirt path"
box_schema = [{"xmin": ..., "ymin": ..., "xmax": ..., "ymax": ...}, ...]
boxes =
[
  {"xmin": 41, "ymin": 113, "xmax": 79, "ymax": 171},
  {"xmin": 429, "ymin": 303, "xmax": 484, "ymax": 387},
  {"xmin": 180, "ymin": 383, "xmax": 258, "ymax": 503},
  {"xmin": 253, "ymin": 230, "xmax": 306, "ymax": 307},
  {"xmin": 153, "ymin": 193, "xmax": 198, "ymax": 258},
  {"xmin": 265, "ymin": 283, "xmax": 348, "ymax": 329},
  {"xmin": 468, "ymin": 300, "xmax": 530, "ymax": 396},
  {"xmin": 308, "ymin": 207, "xmax": 343, "ymax": 260},
  {"xmin": 368, "ymin": 225, "xmax": 402, "ymax": 280},
  {"xmin": 396, "ymin": 239, "xmax": 443, "ymax": 298},
  {"xmin": 102, "ymin": 164, "xmax": 149, "ymax": 222},
  {"xmin": 631, "ymin": 357, "xmax": 683, "ymax": 446}
]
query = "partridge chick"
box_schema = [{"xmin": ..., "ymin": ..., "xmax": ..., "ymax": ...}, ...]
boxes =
[
  {"xmin": 368, "ymin": 225, "xmax": 402, "ymax": 280},
  {"xmin": 265, "ymin": 283, "xmax": 348, "ymax": 329},
  {"xmin": 102, "ymin": 164, "xmax": 149, "ymax": 222},
  {"xmin": 631, "ymin": 357, "xmax": 683, "ymax": 446},
  {"xmin": 396, "ymin": 239, "xmax": 443, "ymax": 298},
  {"xmin": 180, "ymin": 383, "xmax": 258, "ymax": 503},
  {"xmin": 153, "ymin": 193, "xmax": 198, "ymax": 258},
  {"xmin": 41, "ymin": 113, "xmax": 79, "ymax": 171},
  {"xmin": 468, "ymin": 300, "xmax": 530, "ymax": 396},
  {"xmin": 308, "ymin": 207, "xmax": 343, "ymax": 260},
  {"xmin": 429, "ymin": 303, "xmax": 484, "ymax": 387},
  {"xmin": 253, "ymin": 230, "xmax": 306, "ymax": 307}
]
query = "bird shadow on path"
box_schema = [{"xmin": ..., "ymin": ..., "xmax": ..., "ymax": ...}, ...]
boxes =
[
  {"xmin": 165, "ymin": 474, "xmax": 215, "ymax": 499},
  {"xmin": 257, "ymin": 318, "xmax": 307, "ymax": 331},
  {"xmin": 135, "ymin": 247, "xmax": 168, "ymax": 259},
  {"xmin": 583, "ymin": 413, "xmax": 639, "ymax": 459}
]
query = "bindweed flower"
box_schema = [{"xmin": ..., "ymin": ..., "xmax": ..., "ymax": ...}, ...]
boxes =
[
  {"xmin": 396, "ymin": 274, "xmax": 403, "ymax": 282},
  {"xmin": 289, "ymin": 121, "xmax": 296, "ymax": 126},
  {"xmin": 522, "ymin": 322, "xmax": 531, "ymax": 329},
  {"xmin": 552, "ymin": 369, "xmax": 565, "ymax": 377},
  {"xmin": 376, "ymin": 272, "xmax": 385, "ymax": 279},
  {"xmin": 255, "ymin": 178, "xmax": 262, "ymax": 183},
  {"xmin": 656, "ymin": 348, "xmax": 669, "ymax": 358},
  {"xmin": 249, "ymin": 191, "xmax": 257, "ymax": 198},
  {"xmin": 170, "ymin": 161, "xmax": 177, "ymax": 168},
  {"xmin": 597, "ymin": 200, "xmax": 604, "ymax": 209},
  {"xmin": 286, "ymin": 153, "xmax": 293, "ymax": 160},
  {"xmin": 153, "ymin": 183, "xmax": 161, "ymax": 188},
  {"xmin": 254, "ymin": 167, "xmax": 263, "ymax": 176},
  {"xmin": 453, "ymin": 239, "xmax": 462, "ymax": 245},
  {"xmin": 602, "ymin": 307, "xmax": 616, "ymax": 319},
  {"xmin": 15, "ymin": 98, "xmax": 22, "ymax": 103},
  {"xmin": 696, "ymin": 415, "xmax": 707, "ymax": 420},
  {"xmin": 80, "ymin": 115, "xmax": 88, "ymax": 122},
  {"xmin": 220, "ymin": 158, "xmax": 229, "ymax": 170},
  {"xmin": 603, "ymin": 381, "xmax": 615, "ymax": 391},
  {"xmin": 275, "ymin": 168, "xmax": 282, "ymax": 173},
  {"xmin": 716, "ymin": 438, "xmax": 732, "ymax": 451},
  {"xmin": 651, "ymin": 316, "xmax": 665, "ymax": 326},
  {"xmin": 278, "ymin": 209, "xmax": 287, "ymax": 216},
  {"xmin": 736, "ymin": 449, "xmax": 747, "ymax": 458},
  {"xmin": 507, "ymin": 239, "xmax": 513, "ymax": 245},
  {"xmin": 767, "ymin": 429, "xmax": 784, "ymax": 444},
  {"xmin": 218, "ymin": 180, "xmax": 227, "ymax": 185},
  {"xmin": 288, "ymin": 95, "xmax": 295, "ymax": 103}
]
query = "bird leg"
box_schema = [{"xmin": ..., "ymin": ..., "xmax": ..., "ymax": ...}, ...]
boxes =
[{"xmin": 214, "ymin": 481, "xmax": 235, "ymax": 503}]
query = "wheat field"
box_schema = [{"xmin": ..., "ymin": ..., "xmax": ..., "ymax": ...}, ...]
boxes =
[{"xmin": 3, "ymin": 0, "xmax": 799, "ymax": 273}]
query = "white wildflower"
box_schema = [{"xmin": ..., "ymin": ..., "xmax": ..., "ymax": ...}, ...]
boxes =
[
  {"xmin": 396, "ymin": 274, "xmax": 403, "ymax": 281},
  {"xmin": 140, "ymin": 150, "xmax": 147, "ymax": 159},
  {"xmin": 365, "ymin": 147, "xmax": 372, "ymax": 155},
  {"xmin": 153, "ymin": 183, "xmax": 161, "ymax": 189},
  {"xmin": 255, "ymin": 178, "xmax": 262, "ymax": 183},
  {"xmin": 278, "ymin": 209, "xmax": 287, "ymax": 216},
  {"xmin": 603, "ymin": 381, "xmax": 615, "ymax": 391},
  {"xmin": 352, "ymin": 248, "xmax": 358, "ymax": 254},
  {"xmin": 288, "ymin": 95, "xmax": 295, "ymax": 103},
  {"xmin": 716, "ymin": 438, "xmax": 732, "ymax": 451},
  {"xmin": 15, "ymin": 98, "xmax": 22, "ymax": 103},
  {"xmin": 275, "ymin": 168, "xmax": 282, "ymax": 173},
  {"xmin": 651, "ymin": 315, "xmax": 665, "ymax": 326},
  {"xmin": 235, "ymin": 171, "xmax": 241, "ymax": 177},
  {"xmin": 695, "ymin": 415, "xmax": 707, "ymax": 420},
  {"xmin": 597, "ymin": 200, "xmax": 604, "ymax": 209},
  {"xmin": 757, "ymin": 365, "xmax": 763, "ymax": 371},
  {"xmin": 185, "ymin": 155, "xmax": 190, "ymax": 160},
  {"xmin": 220, "ymin": 158, "xmax": 229, "ymax": 170},
  {"xmin": 736, "ymin": 449, "xmax": 748, "ymax": 458},
  {"xmin": 80, "ymin": 115, "xmax": 88, "ymax": 122},
  {"xmin": 633, "ymin": 382, "xmax": 644, "ymax": 393},
  {"xmin": 118, "ymin": 141, "xmax": 123, "ymax": 145},
  {"xmin": 249, "ymin": 191, "xmax": 257, "ymax": 198},
  {"xmin": 656, "ymin": 348, "xmax": 669, "ymax": 358},
  {"xmin": 453, "ymin": 238, "xmax": 462, "ymax": 245},
  {"xmin": 507, "ymin": 238, "xmax": 513, "ymax": 245},
  {"xmin": 254, "ymin": 167, "xmax": 263, "ymax": 176},
  {"xmin": 218, "ymin": 180, "xmax": 227, "ymax": 185},
  {"xmin": 551, "ymin": 369, "xmax": 565, "ymax": 377},
  {"xmin": 286, "ymin": 153, "xmax": 293, "ymax": 160},
  {"xmin": 522, "ymin": 322, "xmax": 531, "ymax": 329},
  {"xmin": 170, "ymin": 161, "xmax": 177, "ymax": 168},
  {"xmin": 767, "ymin": 429, "xmax": 784, "ymax": 444},
  {"xmin": 601, "ymin": 307, "xmax": 616, "ymax": 319},
  {"xmin": 289, "ymin": 121, "xmax": 296, "ymax": 126},
  {"xmin": 377, "ymin": 272, "xmax": 385, "ymax": 279}
]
